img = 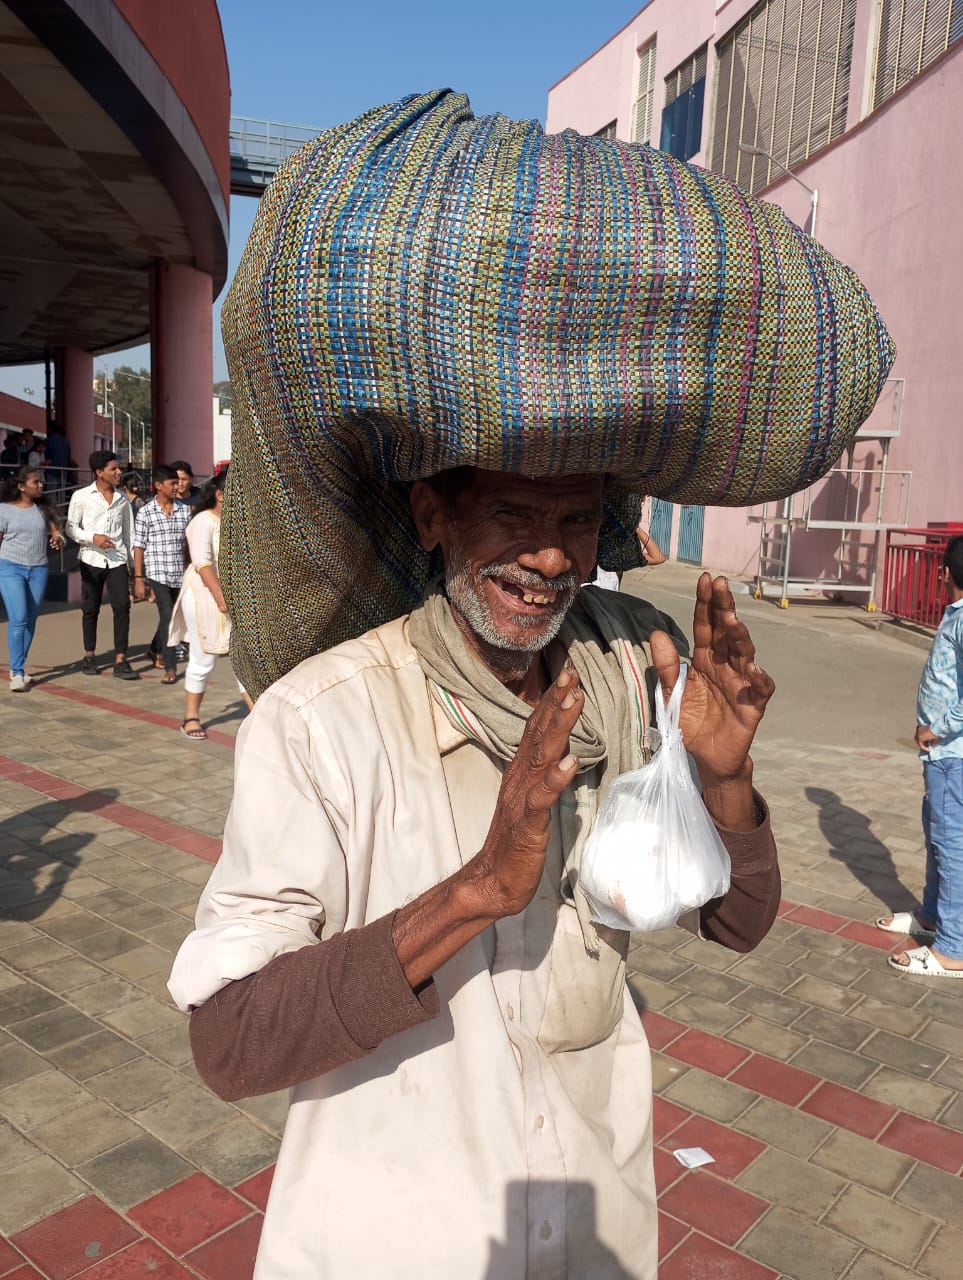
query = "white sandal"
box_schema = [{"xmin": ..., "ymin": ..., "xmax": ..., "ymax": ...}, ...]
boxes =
[
  {"xmin": 887, "ymin": 945, "xmax": 963, "ymax": 978},
  {"xmin": 875, "ymin": 912, "xmax": 936, "ymax": 941}
]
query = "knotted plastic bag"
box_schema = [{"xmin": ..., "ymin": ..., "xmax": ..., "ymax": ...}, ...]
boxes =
[{"xmin": 580, "ymin": 667, "xmax": 731, "ymax": 932}]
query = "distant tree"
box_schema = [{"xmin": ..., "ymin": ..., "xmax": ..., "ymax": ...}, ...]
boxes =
[
  {"xmin": 213, "ymin": 379, "xmax": 232, "ymax": 411},
  {"xmin": 93, "ymin": 366, "xmax": 153, "ymax": 464}
]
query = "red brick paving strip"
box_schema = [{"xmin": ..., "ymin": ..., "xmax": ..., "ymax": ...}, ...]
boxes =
[
  {"xmin": 0, "ymin": 1239, "xmax": 28, "ymax": 1275},
  {"xmin": 800, "ymin": 1080, "xmax": 898, "ymax": 1139},
  {"xmin": 658, "ymin": 1210, "xmax": 690, "ymax": 1260},
  {"xmin": 183, "ymin": 1214, "xmax": 263, "ymax": 1280},
  {"xmin": 11, "ymin": 1197, "xmax": 138, "ymax": 1280},
  {"xmin": 662, "ymin": 1116, "xmax": 765, "ymax": 1180},
  {"xmin": 127, "ymin": 1174, "xmax": 250, "ymax": 1257},
  {"xmin": 76, "ymin": 1240, "xmax": 196, "ymax": 1278},
  {"xmin": 658, "ymin": 1172, "xmax": 770, "ymax": 1247},
  {"xmin": 877, "ymin": 1110, "xmax": 963, "ymax": 1173},
  {"xmin": 659, "ymin": 1229, "xmax": 778, "ymax": 1279},
  {"xmin": 642, "ymin": 1011, "xmax": 963, "ymax": 1178},
  {"xmin": 25, "ymin": 677, "xmax": 237, "ymax": 750},
  {"xmin": 728, "ymin": 1054, "xmax": 821, "ymax": 1107},
  {"xmin": 0, "ymin": 756, "xmax": 221, "ymax": 863}
]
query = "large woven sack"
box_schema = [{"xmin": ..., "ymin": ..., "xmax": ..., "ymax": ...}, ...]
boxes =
[{"xmin": 221, "ymin": 89, "xmax": 894, "ymax": 698}]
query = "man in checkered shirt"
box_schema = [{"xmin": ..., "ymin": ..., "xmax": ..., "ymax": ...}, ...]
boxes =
[{"xmin": 133, "ymin": 464, "xmax": 190, "ymax": 683}]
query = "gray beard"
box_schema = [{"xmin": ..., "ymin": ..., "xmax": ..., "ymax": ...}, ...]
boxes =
[{"xmin": 444, "ymin": 539, "xmax": 578, "ymax": 682}]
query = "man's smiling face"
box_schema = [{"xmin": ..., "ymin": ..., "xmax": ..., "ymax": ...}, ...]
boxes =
[{"xmin": 412, "ymin": 469, "xmax": 605, "ymax": 670}]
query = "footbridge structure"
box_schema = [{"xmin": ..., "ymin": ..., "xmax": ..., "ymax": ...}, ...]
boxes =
[{"xmin": 229, "ymin": 117, "xmax": 319, "ymax": 195}]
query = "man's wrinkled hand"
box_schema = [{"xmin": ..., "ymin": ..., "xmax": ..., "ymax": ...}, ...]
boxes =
[
  {"xmin": 649, "ymin": 573, "xmax": 775, "ymax": 788},
  {"xmin": 471, "ymin": 667, "xmax": 584, "ymax": 918}
]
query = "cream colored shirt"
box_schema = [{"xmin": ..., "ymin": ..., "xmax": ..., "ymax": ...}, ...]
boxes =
[{"xmin": 170, "ymin": 616, "xmax": 658, "ymax": 1279}]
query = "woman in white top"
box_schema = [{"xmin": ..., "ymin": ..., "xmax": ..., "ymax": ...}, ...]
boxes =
[
  {"xmin": 168, "ymin": 467, "xmax": 249, "ymax": 738},
  {"xmin": 0, "ymin": 466, "xmax": 65, "ymax": 690}
]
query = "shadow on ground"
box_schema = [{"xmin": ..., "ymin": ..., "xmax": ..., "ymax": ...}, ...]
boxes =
[
  {"xmin": 806, "ymin": 785, "xmax": 919, "ymax": 914},
  {"xmin": 0, "ymin": 789, "xmax": 119, "ymax": 921}
]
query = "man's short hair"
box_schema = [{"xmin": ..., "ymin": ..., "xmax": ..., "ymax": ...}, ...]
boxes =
[
  {"xmin": 152, "ymin": 464, "xmax": 179, "ymax": 485},
  {"xmin": 944, "ymin": 536, "xmax": 963, "ymax": 590},
  {"xmin": 423, "ymin": 467, "xmax": 477, "ymax": 512},
  {"xmin": 89, "ymin": 449, "xmax": 118, "ymax": 473},
  {"xmin": 170, "ymin": 459, "xmax": 194, "ymax": 477}
]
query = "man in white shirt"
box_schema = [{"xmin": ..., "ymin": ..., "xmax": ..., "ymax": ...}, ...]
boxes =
[{"xmin": 65, "ymin": 450, "xmax": 140, "ymax": 679}]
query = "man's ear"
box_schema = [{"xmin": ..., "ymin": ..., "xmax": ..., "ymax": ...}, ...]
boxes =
[{"xmin": 410, "ymin": 479, "xmax": 449, "ymax": 554}]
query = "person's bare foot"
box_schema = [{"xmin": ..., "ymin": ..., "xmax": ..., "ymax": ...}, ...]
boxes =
[{"xmin": 890, "ymin": 945, "xmax": 963, "ymax": 970}]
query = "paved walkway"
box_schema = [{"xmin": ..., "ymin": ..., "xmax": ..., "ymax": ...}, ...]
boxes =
[{"xmin": 0, "ymin": 577, "xmax": 960, "ymax": 1279}]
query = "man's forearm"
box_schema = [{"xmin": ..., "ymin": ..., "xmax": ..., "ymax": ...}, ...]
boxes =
[
  {"xmin": 700, "ymin": 760, "xmax": 757, "ymax": 832},
  {"xmin": 391, "ymin": 858, "xmax": 504, "ymax": 990},
  {"xmin": 190, "ymin": 912, "xmax": 439, "ymax": 1100}
]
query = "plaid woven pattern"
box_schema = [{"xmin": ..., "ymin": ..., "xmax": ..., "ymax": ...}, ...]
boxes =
[{"xmin": 221, "ymin": 90, "xmax": 894, "ymax": 698}]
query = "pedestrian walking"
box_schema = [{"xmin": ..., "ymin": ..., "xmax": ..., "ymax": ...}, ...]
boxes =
[
  {"xmin": 120, "ymin": 471, "xmax": 146, "ymax": 516},
  {"xmin": 171, "ymin": 460, "xmax": 201, "ymax": 506},
  {"xmin": 0, "ymin": 466, "xmax": 64, "ymax": 690},
  {"xmin": 879, "ymin": 535, "xmax": 963, "ymax": 978},
  {"xmin": 133, "ymin": 464, "xmax": 190, "ymax": 684},
  {"xmin": 65, "ymin": 450, "xmax": 140, "ymax": 679},
  {"xmin": 167, "ymin": 468, "xmax": 234, "ymax": 738}
]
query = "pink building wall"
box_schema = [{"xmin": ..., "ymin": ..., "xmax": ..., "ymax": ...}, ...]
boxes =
[{"xmin": 547, "ymin": 1, "xmax": 963, "ymax": 586}]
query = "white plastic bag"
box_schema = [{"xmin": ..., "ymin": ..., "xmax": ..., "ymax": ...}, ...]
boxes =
[{"xmin": 580, "ymin": 666, "xmax": 731, "ymax": 932}]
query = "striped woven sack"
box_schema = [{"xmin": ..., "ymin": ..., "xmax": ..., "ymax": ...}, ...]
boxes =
[{"xmin": 221, "ymin": 89, "xmax": 895, "ymax": 698}]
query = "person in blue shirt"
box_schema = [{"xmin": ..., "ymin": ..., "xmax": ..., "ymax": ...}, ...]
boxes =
[{"xmin": 878, "ymin": 535, "xmax": 963, "ymax": 977}]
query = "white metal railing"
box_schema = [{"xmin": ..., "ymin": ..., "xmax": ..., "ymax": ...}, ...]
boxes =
[{"xmin": 229, "ymin": 116, "xmax": 317, "ymax": 169}]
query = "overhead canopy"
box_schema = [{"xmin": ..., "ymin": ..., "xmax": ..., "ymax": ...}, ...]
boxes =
[{"xmin": 0, "ymin": 0, "xmax": 228, "ymax": 364}]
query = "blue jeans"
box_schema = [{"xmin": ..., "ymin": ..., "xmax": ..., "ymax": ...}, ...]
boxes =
[
  {"xmin": 0, "ymin": 560, "xmax": 48, "ymax": 675},
  {"xmin": 921, "ymin": 757, "xmax": 963, "ymax": 959}
]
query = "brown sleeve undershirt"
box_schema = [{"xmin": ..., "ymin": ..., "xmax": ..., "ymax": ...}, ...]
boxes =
[
  {"xmin": 189, "ymin": 910, "xmax": 438, "ymax": 1101},
  {"xmin": 699, "ymin": 791, "xmax": 780, "ymax": 952},
  {"xmin": 190, "ymin": 794, "xmax": 779, "ymax": 1101}
]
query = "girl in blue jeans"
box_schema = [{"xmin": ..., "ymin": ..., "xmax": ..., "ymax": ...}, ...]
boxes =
[{"xmin": 0, "ymin": 465, "xmax": 64, "ymax": 691}]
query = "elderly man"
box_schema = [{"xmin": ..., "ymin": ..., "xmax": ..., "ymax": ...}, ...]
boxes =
[
  {"xmin": 172, "ymin": 467, "xmax": 776, "ymax": 1278},
  {"xmin": 170, "ymin": 91, "xmax": 893, "ymax": 1278}
]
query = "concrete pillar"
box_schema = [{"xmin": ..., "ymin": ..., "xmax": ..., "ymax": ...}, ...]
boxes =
[
  {"xmin": 150, "ymin": 261, "xmax": 214, "ymax": 474},
  {"xmin": 57, "ymin": 347, "xmax": 95, "ymax": 470}
]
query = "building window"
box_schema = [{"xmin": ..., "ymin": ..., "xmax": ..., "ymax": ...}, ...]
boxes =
[
  {"xmin": 632, "ymin": 40, "xmax": 657, "ymax": 143},
  {"xmin": 710, "ymin": 0, "xmax": 857, "ymax": 192},
  {"xmin": 660, "ymin": 46, "xmax": 707, "ymax": 160},
  {"xmin": 594, "ymin": 120, "xmax": 618, "ymax": 140},
  {"xmin": 874, "ymin": 0, "xmax": 963, "ymax": 109}
]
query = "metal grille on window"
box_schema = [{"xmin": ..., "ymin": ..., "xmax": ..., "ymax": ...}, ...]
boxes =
[
  {"xmin": 710, "ymin": 0, "xmax": 857, "ymax": 192},
  {"xmin": 874, "ymin": 0, "xmax": 963, "ymax": 109},
  {"xmin": 631, "ymin": 40, "xmax": 657, "ymax": 144},
  {"xmin": 594, "ymin": 120, "xmax": 618, "ymax": 140}
]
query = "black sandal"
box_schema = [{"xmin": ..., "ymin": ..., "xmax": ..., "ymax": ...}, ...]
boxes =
[{"xmin": 180, "ymin": 717, "xmax": 207, "ymax": 740}]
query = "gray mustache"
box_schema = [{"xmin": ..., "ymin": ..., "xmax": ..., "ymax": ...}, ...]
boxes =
[{"xmin": 479, "ymin": 563, "xmax": 579, "ymax": 593}]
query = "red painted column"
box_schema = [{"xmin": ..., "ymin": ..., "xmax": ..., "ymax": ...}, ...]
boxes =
[
  {"xmin": 150, "ymin": 261, "xmax": 214, "ymax": 475},
  {"xmin": 57, "ymin": 347, "xmax": 95, "ymax": 470}
]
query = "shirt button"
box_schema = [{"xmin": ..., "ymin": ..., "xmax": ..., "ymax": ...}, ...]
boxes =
[
  {"xmin": 506, "ymin": 1003, "xmax": 515, "ymax": 1021},
  {"xmin": 535, "ymin": 1114, "xmax": 545, "ymax": 1130}
]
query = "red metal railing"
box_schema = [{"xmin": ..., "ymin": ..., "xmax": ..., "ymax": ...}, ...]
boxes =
[{"xmin": 881, "ymin": 526, "xmax": 963, "ymax": 627}]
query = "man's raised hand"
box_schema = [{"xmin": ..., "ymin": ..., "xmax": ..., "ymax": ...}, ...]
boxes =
[
  {"xmin": 474, "ymin": 667, "xmax": 584, "ymax": 917},
  {"xmin": 649, "ymin": 573, "xmax": 775, "ymax": 790}
]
